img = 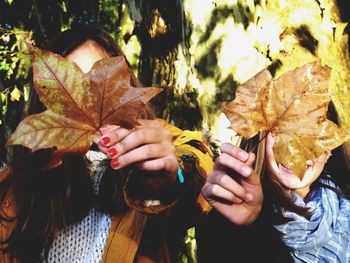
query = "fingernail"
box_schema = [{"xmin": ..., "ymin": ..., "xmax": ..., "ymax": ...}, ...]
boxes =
[
  {"xmin": 245, "ymin": 193, "xmax": 253, "ymax": 202},
  {"xmin": 238, "ymin": 151, "xmax": 249, "ymax": 161},
  {"xmin": 242, "ymin": 166, "xmax": 252, "ymax": 177},
  {"xmin": 235, "ymin": 197, "xmax": 243, "ymax": 203},
  {"xmin": 101, "ymin": 136, "xmax": 110, "ymax": 145},
  {"xmin": 107, "ymin": 148, "xmax": 117, "ymax": 158},
  {"xmin": 111, "ymin": 159, "xmax": 120, "ymax": 169}
]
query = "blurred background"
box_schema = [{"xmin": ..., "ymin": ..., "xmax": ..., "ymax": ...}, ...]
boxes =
[{"xmin": 1, "ymin": 0, "xmax": 350, "ymax": 261}]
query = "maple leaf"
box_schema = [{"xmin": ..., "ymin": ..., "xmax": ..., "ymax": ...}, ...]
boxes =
[
  {"xmin": 222, "ymin": 60, "xmax": 350, "ymax": 178},
  {"xmin": 7, "ymin": 45, "xmax": 161, "ymax": 166}
]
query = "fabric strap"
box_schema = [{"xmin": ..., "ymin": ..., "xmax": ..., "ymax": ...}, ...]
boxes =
[{"xmin": 102, "ymin": 209, "xmax": 148, "ymax": 263}]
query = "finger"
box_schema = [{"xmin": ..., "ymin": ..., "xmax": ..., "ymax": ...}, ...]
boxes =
[
  {"xmin": 245, "ymin": 152, "xmax": 256, "ymax": 166},
  {"xmin": 244, "ymin": 153, "xmax": 261, "ymax": 186},
  {"xmin": 207, "ymin": 173, "xmax": 251, "ymax": 201},
  {"xmin": 92, "ymin": 132, "xmax": 100, "ymax": 144},
  {"xmin": 94, "ymin": 126, "xmax": 118, "ymax": 145},
  {"xmin": 202, "ymin": 183, "xmax": 243, "ymax": 204},
  {"xmin": 110, "ymin": 143, "xmax": 172, "ymax": 169},
  {"xmin": 215, "ymin": 153, "xmax": 253, "ymax": 178},
  {"xmin": 99, "ymin": 125, "xmax": 119, "ymax": 135},
  {"xmin": 97, "ymin": 143, "xmax": 109, "ymax": 153},
  {"xmin": 100, "ymin": 127, "xmax": 131, "ymax": 147},
  {"xmin": 108, "ymin": 127, "xmax": 173, "ymax": 158},
  {"xmin": 220, "ymin": 143, "xmax": 249, "ymax": 162},
  {"xmin": 137, "ymin": 119, "xmax": 162, "ymax": 128},
  {"xmin": 134, "ymin": 156, "xmax": 178, "ymax": 172}
]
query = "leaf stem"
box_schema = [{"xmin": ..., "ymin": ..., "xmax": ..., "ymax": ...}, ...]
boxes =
[{"xmin": 249, "ymin": 132, "xmax": 268, "ymax": 153}]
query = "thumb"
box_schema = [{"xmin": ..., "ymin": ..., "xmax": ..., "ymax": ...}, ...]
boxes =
[
  {"xmin": 137, "ymin": 119, "xmax": 161, "ymax": 128},
  {"xmin": 99, "ymin": 125, "xmax": 114, "ymax": 135}
]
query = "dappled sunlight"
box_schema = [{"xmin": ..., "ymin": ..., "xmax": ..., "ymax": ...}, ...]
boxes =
[
  {"xmin": 176, "ymin": 0, "xmax": 350, "ymax": 157},
  {"xmin": 0, "ymin": 1, "xmax": 349, "ymax": 262},
  {"xmin": 116, "ymin": 4, "xmax": 140, "ymax": 74}
]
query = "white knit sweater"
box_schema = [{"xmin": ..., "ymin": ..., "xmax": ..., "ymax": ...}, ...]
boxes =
[{"xmin": 42, "ymin": 151, "xmax": 112, "ymax": 263}]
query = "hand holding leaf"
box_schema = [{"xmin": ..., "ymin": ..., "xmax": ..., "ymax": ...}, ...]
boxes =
[
  {"xmin": 7, "ymin": 45, "xmax": 161, "ymax": 166},
  {"xmin": 222, "ymin": 60, "xmax": 349, "ymax": 177}
]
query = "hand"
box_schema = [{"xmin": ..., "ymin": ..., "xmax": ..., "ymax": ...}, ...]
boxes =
[
  {"xmin": 97, "ymin": 119, "xmax": 178, "ymax": 189},
  {"xmin": 201, "ymin": 143, "xmax": 263, "ymax": 225}
]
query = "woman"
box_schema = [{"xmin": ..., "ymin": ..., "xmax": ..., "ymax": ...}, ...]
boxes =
[
  {"xmin": 199, "ymin": 102, "xmax": 350, "ymax": 263},
  {"xmin": 0, "ymin": 25, "xmax": 213, "ymax": 263}
]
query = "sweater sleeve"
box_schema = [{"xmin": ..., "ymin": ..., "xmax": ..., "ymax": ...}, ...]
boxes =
[
  {"xmin": 196, "ymin": 206, "xmax": 294, "ymax": 263},
  {"xmin": 123, "ymin": 119, "xmax": 213, "ymax": 215}
]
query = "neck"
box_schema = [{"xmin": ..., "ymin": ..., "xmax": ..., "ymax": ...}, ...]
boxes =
[{"xmin": 295, "ymin": 186, "xmax": 310, "ymax": 199}]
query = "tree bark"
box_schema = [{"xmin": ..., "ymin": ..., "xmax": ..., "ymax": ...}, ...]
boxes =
[{"xmin": 125, "ymin": 0, "xmax": 203, "ymax": 130}]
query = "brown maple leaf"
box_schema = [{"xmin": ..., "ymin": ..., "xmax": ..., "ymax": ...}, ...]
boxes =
[
  {"xmin": 222, "ymin": 60, "xmax": 350, "ymax": 178},
  {"xmin": 7, "ymin": 45, "xmax": 161, "ymax": 166}
]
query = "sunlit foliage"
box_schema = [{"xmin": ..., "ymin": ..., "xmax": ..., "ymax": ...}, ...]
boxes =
[
  {"xmin": 0, "ymin": 0, "xmax": 349, "ymax": 261},
  {"xmin": 0, "ymin": 26, "xmax": 31, "ymax": 121},
  {"xmin": 182, "ymin": 0, "xmax": 350, "ymax": 150}
]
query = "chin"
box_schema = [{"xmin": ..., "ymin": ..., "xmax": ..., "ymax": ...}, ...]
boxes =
[{"xmin": 278, "ymin": 163, "xmax": 295, "ymax": 175}]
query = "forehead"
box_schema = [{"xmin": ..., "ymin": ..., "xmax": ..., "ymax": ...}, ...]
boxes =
[{"xmin": 65, "ymin": 40, "xmax": 109, "ymax": 73}]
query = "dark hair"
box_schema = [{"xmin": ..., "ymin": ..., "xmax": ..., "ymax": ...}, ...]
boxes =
[
  {"xmin": 242, "ymin": 101, "xmax": 350, "ymax": 224},
  {"xmin": 0, "ymin": 25, "xmax": 153, "ymax": 262},
  {"xmin": 43, "ymin": 24, "xmax": 143, "ymax": 87}
]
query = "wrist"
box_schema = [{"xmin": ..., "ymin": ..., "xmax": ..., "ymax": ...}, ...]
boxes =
[
  {"xmin": 133, "ymin": 168, "xmax": 178, "ymax": 192},
  {"xmin": 244, "ymin": 203, "xmax": 263, "ymax": 226}
]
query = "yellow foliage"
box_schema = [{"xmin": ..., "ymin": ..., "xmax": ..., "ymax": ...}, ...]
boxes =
[
  {"xmin": 10, "ymin": 87, "xmax": 22, "ymax": 102},
  {"xmin": 181, "ymin": 0, "xmax": 350, "ymax": 155}
]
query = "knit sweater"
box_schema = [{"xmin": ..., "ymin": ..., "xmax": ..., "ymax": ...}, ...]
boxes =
[{"xmin": 43, "ymin": 151, "xmax": 111, "ymax": 263}]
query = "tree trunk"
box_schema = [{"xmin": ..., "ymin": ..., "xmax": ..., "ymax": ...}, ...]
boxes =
[{"xmin": 125, "ymin": 0, "xmax": 204, "ymax": 130}]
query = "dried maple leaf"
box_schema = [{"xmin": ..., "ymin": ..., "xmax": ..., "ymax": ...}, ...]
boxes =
[
  {"xmin": 7, "ymin": 45, "xmax": 161, "ymax": 166},
  {"xmin": 222, "ymin": 60, "xmax": 350, "ymax": 178}
]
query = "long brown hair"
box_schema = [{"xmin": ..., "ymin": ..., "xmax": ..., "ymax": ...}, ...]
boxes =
[
  {"xmin": 0, "ymin": 25, "xmax": 154, "ymax": 262},
  {"xmin": 242, "ymin": 101, "xmax": 350, "ymax": 224}
]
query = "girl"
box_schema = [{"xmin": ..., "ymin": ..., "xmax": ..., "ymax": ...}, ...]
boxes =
[
  {"xmin": 199, "ymin": 102, "xmax": 350, "ymax": 263},
  {"xmin": 0, "ymin": 25, "xmax": 213, "ymax": 263}
]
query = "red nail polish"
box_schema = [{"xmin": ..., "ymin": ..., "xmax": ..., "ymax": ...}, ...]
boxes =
[
  {"xmin": 108, "ymin": 148, "xmax": 117, "ymax": 158},
  {"xmin": 101, "ymin": 136, "xmax": 110, "ymax": 145},
  {"xmin": 111, "ymin": 159, "xmax": 120, "ymax": 169}
]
